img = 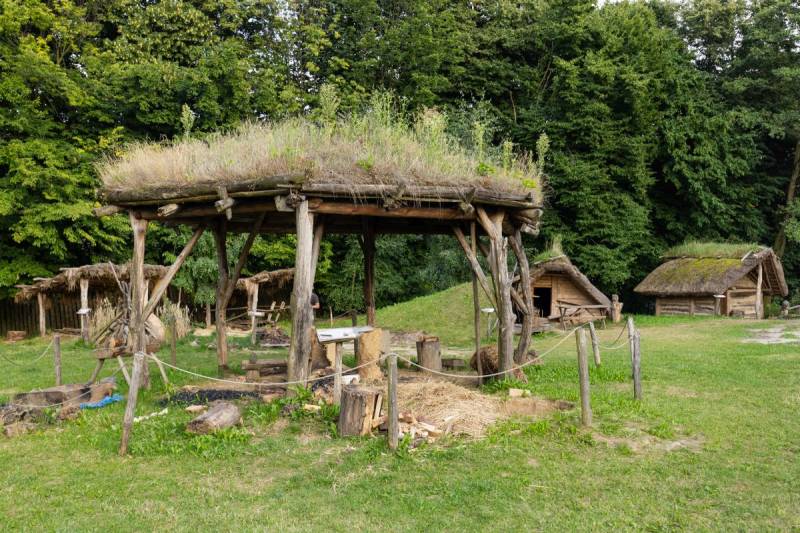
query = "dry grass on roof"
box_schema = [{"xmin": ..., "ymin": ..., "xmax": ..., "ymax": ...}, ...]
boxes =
[
  {"xmin": 662, "ymin": 241, "xmax": 763, "ymax": 259},
  {"xmin": 98, "ymin": 98, "xmax": 543, "ymax": 202}
]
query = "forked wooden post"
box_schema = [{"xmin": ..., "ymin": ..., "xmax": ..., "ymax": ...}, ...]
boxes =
[
  {"xmin": 213, "ymin": 220, "xmax": 230, "ymax": 374},
  {"xmin": 129, "ymin": 213, "xmax": 149, "ymax": 388},
  {"xmin": 575, "ymin": 327, "xmax": 592, "ymax": 426},
  {"xmin": 333, "ymin": 343, "xmax": 343, "ymax": 406},
  {"xmin": 79, "ymin": 278, "xmax": 90, "ymax": 343},
  {"xmin": 470, "ymin": 222, "xmax": 483, "ymax": 384},
  {"xmin": 119, "ymin": 351, "xmax": 145, "ymax": 455},
  {"xmin": 588, "ymin": 321, "xmax": 601, "ymax": 367},
  {"xmin": 288, "ymin": 200, "xmax": 315, "ymax": 384},
  {"xmin": 53, "ymin": 334, "xmax": 62, "ymax": 386},
  {"xmin": 388, "ymin": 352, "xmax": 399, "ymax": 450},
  {"xmin": 37, "ymin": 292, "xmax": 47, "ymax": 337},
  {"xmin": 632, "ymin": 331, "xmax": 642, "ymax": 400}
]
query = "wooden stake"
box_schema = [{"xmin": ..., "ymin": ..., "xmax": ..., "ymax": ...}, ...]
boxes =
[
  {"xmin": 205, "ymin": 303, "xmax": 212, "ymax": 328},
  {"xmin": 37, "ymin": 292, "xmax": 47, "ymax": 337},
  {"xmin": 247, "ymin": 281, "xmax": 259, "ymax": 346},
  {"xmin": 470, "ymin": 222, "xmax": 483, "ymax": 384},
  {"xmin": 119, "ymin": 351, "xmax": 145, "ymax": 455},
  {"xmin": 632, "ymin": 331, "xmax": 642, "ymax": 401},
  {"xmin": 288, "ymin": 200, "xmax": 315, "ymax": 384},
  {"xmin": 79, "ymin": 278, "xmax": 90, "ymax": 343},
  {"xmin": 170, "ymin": 319, "xmax": 177, "ymax": 366},
  {"xmin": 575, "ymin": 327, "xmax": 592, "ymax": 426},
  {"xmin": 388, "ymin": 352, "xmax": 399, "ymax": 450},
  {"xmin": 333, "ymin": 343, "xmax": 343, "ymax": 406},
  {"xmin": 53, "ymin": 334, "xmax": 62, "ymax": 386},
  {"xmin": 588, "ymin": 321, "xmax": 601, "ymax": 368},
  {"xmin": 756, "ymin": 262, "xmax": 763, "ymax": 319}
]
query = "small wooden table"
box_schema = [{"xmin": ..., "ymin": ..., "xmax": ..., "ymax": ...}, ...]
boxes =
[{"xmin": 316, "ymin": 326, "xmax": 374, "ymax": 404}]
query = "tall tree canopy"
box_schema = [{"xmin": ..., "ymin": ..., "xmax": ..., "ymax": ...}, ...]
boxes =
[{"xmin": 2, "ymin": 0, "xmax": 799, "ymax": 308}]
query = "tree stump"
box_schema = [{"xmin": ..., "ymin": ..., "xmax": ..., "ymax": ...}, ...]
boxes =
[
  {"xmin": 415, "ymin": 336, "xmax": 441, "ymax": 374},
  {"xmin": 356, "ymin": 328, "xmax": 387, "ymax": 382},
  {"xmin": 186, "ymin": 401, "xmax": 241, "ymax": 434},
  {"xmin": 338, "ymin": 385, "xmax": 383, "ymax": 436}
]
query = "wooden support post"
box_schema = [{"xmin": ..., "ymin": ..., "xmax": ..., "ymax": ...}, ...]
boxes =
[
  {"xmin": 588, "ymin": 321, "xmax": 601, "ymax": 368},
  {"xmin": 213, "ymin": 220, "xmax": 230, "ymax": 374},
  {"xmin": 119, "ymin": 351, "xmax": 145, "ymax": 455},
  {"xmin": 350, "ymin": 310, "xmax": 359, "ymax": 356},
  {"xmin": 453, "ymin": 226, "xmax": 498, "ymax": 309},
  {"xmin": 575, "ymin": 327, "xmax": 592, "ymax": 426},
  {"xmin": 388, "ymin": 352, "xmax": 399, "ymax": 450},
  {"xmin": 477, "ymin": 208, "xmax": 514, "ymax": 377},
  {"xmin": 288, "ymin": 200, "xmax": 315, "ymax": 384},
  {"xmin": 626, "ymin": 316, "xmax": 635, "ymax": 365},
  {"xmin": 37, "ymin": 292, "xmax": 47, "ymax": 337},
  {"xmin": 129, "ymin": 213, "xmax": 149, "ymax": 388},
  {"xmin": 87, "ymin": 359, "xmax": 104, "ymax": 385},
  {"xmin": 79, "ymin": 278, "xmax": 90, "ymax": 343},
  {"xmin": 205, "ymin": 303, "xmax": 212, "ymax": 328},
  {"xmin": 53, "ymin": 334, "xmax": 62, "ymax": 386},
  {"xmin": 333, "ymin": 343, "xmax": 343, "ymax": 406},
  {"xmin": 361, "ymin": 218, "xmax": 376, "ymax": 326},
  {"xmin": 509, "ymin": 228, "xmax": 534, "ymax": 363},
  {"xmin": 756, "ymin": 262, "xmax": 764, "ymax": 319},
  {"xmin": 470, "ymin": 222, "xmax": 483, "ymax": 384},
  {"xmin": 170, "ymin": 320, "xmax": 177, "ymax": 366},
  {"xmin": 632, "ymin": 331, "xmax": 642, "ymax": 401}
]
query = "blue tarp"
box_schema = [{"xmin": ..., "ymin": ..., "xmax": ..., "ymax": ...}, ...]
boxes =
[{"xmin": 80, "ymin": 393, "xmax": 124, "ymax": 410}]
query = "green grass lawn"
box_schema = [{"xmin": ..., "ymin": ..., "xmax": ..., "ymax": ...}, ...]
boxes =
[{"xmin": 1, "ymin": 288, "xmax": 799, "ymax": 531}]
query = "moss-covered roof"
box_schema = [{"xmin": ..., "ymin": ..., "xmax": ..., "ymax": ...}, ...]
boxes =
[
  {"xmin": 635, "ymin": 248, "xmax": 788, "ymax": 297},
  {"xmin": 662, "ymin": 241, "xmax": 762, "ymax": 260}
]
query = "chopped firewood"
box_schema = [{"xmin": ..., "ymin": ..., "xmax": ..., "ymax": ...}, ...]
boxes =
[
  {"xmin": 371, "ymin": 415, "xmax": 387, "ymax": 429},
  {"xmin": 302, "ymin": 404, "xmax": 321, "ymax": 412},
  {"xmin": 185, "ymin": 405, "xmax": 207, "ymax": 414}
]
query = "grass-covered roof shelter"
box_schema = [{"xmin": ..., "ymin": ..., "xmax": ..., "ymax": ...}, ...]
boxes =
[
  {"xmin": 94, "ymin": 101, "xmax": 544, "ymax": 454},
  {"xmin": 634, "ymin": 242, "xmax": 787, "ymax": 318}
]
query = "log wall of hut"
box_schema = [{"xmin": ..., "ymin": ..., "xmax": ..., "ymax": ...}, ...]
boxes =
[
  {"xmin": 655, "ymin": 274, "xmax": 764, "ymax": 318},
  {"xmin": 0, "ymin": 294, "xmax": 81, "ymax": 336},
  {"xmin": 532, "ymin": 274, "xmax": 606, "ymax": 320}
]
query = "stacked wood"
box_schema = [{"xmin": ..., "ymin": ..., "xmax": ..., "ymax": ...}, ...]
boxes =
[
  {"xmin": 397, "ymin": 412, "xmax": 445, "ymax": 446},
  {"xmin": 6, "ymin": 330, "xmax": 26, "ymax": 342},
  {"xmin": 186, "ymin": 401, "xmax": 242, "ymax": 434},
  {"xmin": 356, "ymin": 328, "xmax": 387, "ymax": 382},
  {"xmin": 415, "ymin": 336, "xmax": 441, "ymax": 374},
  {"xmin": 338, "ymin": 385, "xmax": 383, "ymax": 436},
  {"xmin": 241, "ymin": 359, "xmax": 288, "ymax": 381}
]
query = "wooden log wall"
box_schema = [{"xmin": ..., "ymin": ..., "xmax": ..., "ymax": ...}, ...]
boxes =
[{"xmin": 0, "ymin": 294, "xmax": 81, "ymax": 336}]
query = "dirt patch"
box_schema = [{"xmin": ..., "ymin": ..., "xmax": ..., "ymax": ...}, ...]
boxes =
[
  {"xmin": 593, "ymin": 430, "xmax": 703, "ymax": 454},
  {"xmin": 395, "ymin": 379, "xmax": 569, "ymax": 439},
  {"xmin": 743, "ymin": 326, "xmax": 800, "ymax": 344}
]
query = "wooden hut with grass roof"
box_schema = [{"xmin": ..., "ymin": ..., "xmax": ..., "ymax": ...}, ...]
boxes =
[
  {"xmin": 92, "ymin": 103, "xmax": 544, "ymax": 454},
  {"xmin": 14, "ymin": 263, "xmax": 167, "ymax": 340},
  {"xmin": 634, "ymin": 242, "xmax": 788, "ymax": 318}
]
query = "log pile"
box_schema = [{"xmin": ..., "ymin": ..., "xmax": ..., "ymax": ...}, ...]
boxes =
[
  {"xmin": 397, "ymin": 411, "xmax": 448, "ymax": 447},
  {"xmin": 241, "ymin": 358, "xmax": 287, "ymax": 381}
]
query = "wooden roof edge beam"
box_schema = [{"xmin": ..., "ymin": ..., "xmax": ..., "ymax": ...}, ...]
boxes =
[
  {"xmin": 93, "ymin": 205, "xmax": 124, "ymax": 217},
  {"xmin": 311, "ymin": 201, "xmax": 475, "ymax": 220}
]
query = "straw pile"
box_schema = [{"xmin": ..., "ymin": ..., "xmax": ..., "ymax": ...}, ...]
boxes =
[{"xmin": 396, "ymin": 380, "xmax": 503, "ymax": 439}]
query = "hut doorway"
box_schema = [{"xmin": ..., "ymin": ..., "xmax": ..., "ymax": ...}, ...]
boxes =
[{"xmin": 534, "ymin": 287, "xmax": 552, "ymax": 318}]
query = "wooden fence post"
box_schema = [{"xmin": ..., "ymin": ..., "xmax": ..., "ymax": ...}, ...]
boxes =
[
  {"xmin": 632, "ymin": 331, "xmax": 642, "ymax": 401},
  {"xmin": 333, "ymin": 343, "xmax": 343, "ymax": 406},
  {"xmin": 119, "ymin": 351, "xmax": 145, "ymax": 455},
  {"xmin": 588, "ymin": 321, "xmax": 601, "ymax": 368},
  {"xmin": 53, "ymin": 334, "xmax": 62, "ymax": 386},
  {"xmin": 388, "ymin": 352, "xmax": 399, "ymax": 450},
  {"xmin": 626, "ymin": 316, "xmax": 635, "ymax": 364},
  {"xmin": 575, "ymin": 327, "xmax": 592, "ymax": 427}
]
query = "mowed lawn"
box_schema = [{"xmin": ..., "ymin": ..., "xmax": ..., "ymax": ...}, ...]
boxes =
[{"xmin": 0, "ymin": 287, "xmax": 798, "ymax": 531}]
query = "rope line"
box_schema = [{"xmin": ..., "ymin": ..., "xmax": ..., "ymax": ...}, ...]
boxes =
[
  {"xmin": 0, "ymin": 338, "xmax": 54, "ymax": 367},
  {"xmin": 597, "ymin": 321, "xmax": 629, "ymax": 350}
]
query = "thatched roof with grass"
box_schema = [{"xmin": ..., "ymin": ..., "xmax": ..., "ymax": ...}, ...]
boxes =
[
  {"xmin": 97, "ymin": 107, "xmax": 543, "ymax": 211},
  {"xmin": 634, "ymin": 245, "xmax": 788, "ymax": 297},
  {"xmin": 529, "ymin": 256, "xmax": 611, "ymax": 309},
  {"xmin": 235, "ymin": 268, "xmax": 294, "ymax": 291},
  {"xmin": 15, "ymin": 263, "xmax": 168, "ymax": 302}
]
